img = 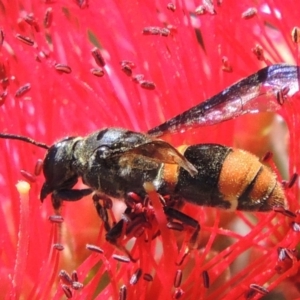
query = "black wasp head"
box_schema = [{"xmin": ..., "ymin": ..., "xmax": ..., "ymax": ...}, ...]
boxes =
[{"xmin": 40, "ymin": 136, "xmax": 80, "ymax": 202}]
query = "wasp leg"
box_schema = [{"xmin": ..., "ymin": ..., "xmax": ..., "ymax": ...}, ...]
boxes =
[
  {"xmin": 93, "ymin": 192, "xmax": 136, "ymax": 250},
  {"xmin": 92, "ymin": 193, "xmax": 138, "ymax": 261},
  {"xmin": 163, "ymin": 206, "xmax": 200, "ymax": 247},
  {"xmin": 92, "ymin": 194, "xmax": 112, "ymax": 232},
  {"xmin": 105, "ymin": 212, "xmax": 138, "ymax": 262},
  {"xmin": 55, "ymin": 188, "xmax": 93, "ymax": 200},
  {"xmin": 106, "ymin": 219, "xmax": 125, "ymax": 244},
  {"xmin": 51, "ymin": 188, "xmax": 93, "ymax": 210}
]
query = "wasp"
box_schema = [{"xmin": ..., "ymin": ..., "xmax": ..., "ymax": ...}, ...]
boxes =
[{"xmin": 0, "ymin": 64, "xmax": 298, "ymax": 246}]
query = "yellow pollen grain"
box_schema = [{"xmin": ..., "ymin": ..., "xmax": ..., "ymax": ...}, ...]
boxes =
[{"xmin": 16, "ymin": 180, "xmax": 30, "ymax": 194}]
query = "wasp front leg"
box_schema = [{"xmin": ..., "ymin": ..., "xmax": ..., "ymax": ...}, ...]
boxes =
[{"xmin": 51, "ymin": 188, "xmax": 93, "ymax": 210}]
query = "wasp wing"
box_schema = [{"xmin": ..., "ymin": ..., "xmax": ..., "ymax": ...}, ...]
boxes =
[
  {"xmin": 118, "ymin": 140, "xmax": 197, "ymax": 177},
  {"xmin": 148, "ymin": 64, "xmax": 300, "ymax": 137}
]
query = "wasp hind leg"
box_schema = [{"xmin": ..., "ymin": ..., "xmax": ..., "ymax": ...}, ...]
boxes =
[{"xmin": 163, "ymin": 206, "xmax": 201, "ymax": 248}]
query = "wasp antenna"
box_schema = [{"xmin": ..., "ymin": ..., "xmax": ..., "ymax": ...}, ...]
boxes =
[{"xmin": 0, "ymin": 133, "xmax": 50, "ymax": 150}]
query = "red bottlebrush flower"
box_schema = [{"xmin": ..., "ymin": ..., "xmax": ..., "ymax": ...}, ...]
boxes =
[{"xmin": 1, "ymin": 0, "xmax": 300, "ymax": 299}]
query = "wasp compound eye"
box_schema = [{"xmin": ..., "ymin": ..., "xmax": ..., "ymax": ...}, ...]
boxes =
[{"xmin": 41, "ymin": 137, "xmax": 79, "ymax": 201}]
